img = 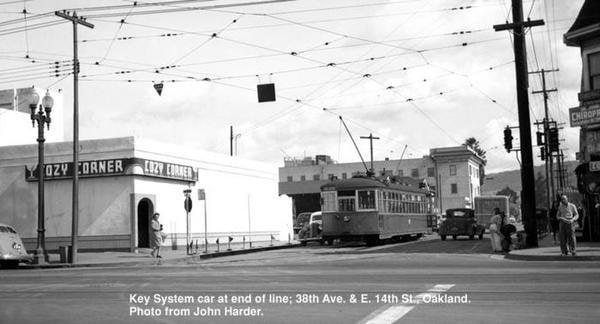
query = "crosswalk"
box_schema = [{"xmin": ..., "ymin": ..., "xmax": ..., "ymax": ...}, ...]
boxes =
[{"xmin": 359, "ymin": 284, "xmax": 455, "ymax": 324}]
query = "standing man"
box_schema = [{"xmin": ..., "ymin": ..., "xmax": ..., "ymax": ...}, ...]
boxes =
[
  {"xmin": 489, "ymin": 208, "xmax": 503, "ymax": 252},
  {"xmin": 557, "ymin": 194, "xmax": 579, "ymax": 256}
]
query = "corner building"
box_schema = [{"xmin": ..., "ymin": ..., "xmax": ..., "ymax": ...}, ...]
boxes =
[{"xmin": 0, "ymin": 137, "xmax": 291, "ymax": 252}]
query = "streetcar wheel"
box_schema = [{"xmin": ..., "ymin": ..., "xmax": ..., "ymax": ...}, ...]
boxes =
[
  {"xmin": 300, "ymin": 240, "xmax": 307, "ymax": 247},
  {"xmin": 478, "ymin": 232, "xmax": 484, "ymax": 240},
  {"xmin": 326, "ymin": 239, "xmax": 334, "ymax": 246},
  {"xmin": 440, "ymin": 235, "xmax": 446, "ymax": 241},
  {"xmin": 469, "ymin": 235, "xmax": 474, "ymax": 240},
  {"xmin": 452, "ymin": 235, "xmax": 457, "ymax": 240}
]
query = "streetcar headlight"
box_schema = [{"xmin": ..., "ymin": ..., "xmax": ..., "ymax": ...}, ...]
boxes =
[
  {"xmin": 343, "ymin": 216, "xmax": 351, "ymax": 222},
  {"xmin": 12, "ymin": 242, "xmax": 21, "ymax": 250}
]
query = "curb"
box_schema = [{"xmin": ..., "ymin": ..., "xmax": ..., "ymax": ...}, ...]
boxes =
[
  {"xmin": 19, "ymin": 244, "xmax": 301, "ymax": 269},
  {"xmin": 505, "ymin": 252, "xmax": 600, "ymax": 261}
]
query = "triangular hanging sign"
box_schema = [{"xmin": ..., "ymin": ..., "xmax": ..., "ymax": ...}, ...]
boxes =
[{"xmin": 153, "ymin": 82, "xmax": 164, "ymax": 96}]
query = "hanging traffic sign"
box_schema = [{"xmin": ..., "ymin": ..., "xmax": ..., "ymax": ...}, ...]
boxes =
[{"xmin": 153, "ymin": 82, "xmax": 164, "ymax": 96}]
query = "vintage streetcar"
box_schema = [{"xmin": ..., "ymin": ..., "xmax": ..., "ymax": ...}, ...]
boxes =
[{"xmin": 320, "ymin": 176, "xmax": 436, "ymax": 246}]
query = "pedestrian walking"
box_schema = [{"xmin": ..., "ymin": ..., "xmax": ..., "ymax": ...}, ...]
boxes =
[
  {"xmin": 557, "ymin": 194, "xmax": 579, "ymax": 256},
  {"xmin": 489, "ymin": 208, "xmax": 503, "ymax": 252},
  {"xmin": 150, "ymin": 212, "xmax": 163, "ymax": 258}
]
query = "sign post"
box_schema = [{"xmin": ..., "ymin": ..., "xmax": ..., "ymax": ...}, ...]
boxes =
[
  {"xmin": 183, "ymin": 189, "xmax": 192, "ymax": 255},
  {"xmin": 198, "ymin": 189, "xmax": 207, "ymax": 253}
]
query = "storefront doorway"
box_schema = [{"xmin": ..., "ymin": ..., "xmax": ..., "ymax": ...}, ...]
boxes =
[{"xmin": 137, "ymin": 198, "xmax": 154, "ymax": 248}]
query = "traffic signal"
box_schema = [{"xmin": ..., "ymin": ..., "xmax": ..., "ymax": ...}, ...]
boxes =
[
  {"xmin": 548, "ymin": 127, "xmax": 559, "ymax": 152},
  {"xmin": 503, "ymin": 126, "xmax": 513, "ymax": 152},
  {"xmin": 536, "ymin": 131, "xmax": 544, "ymax": 146},
  {"xmin": 540, "ymin": 147, "xmax": 546, "ymax": 161}
]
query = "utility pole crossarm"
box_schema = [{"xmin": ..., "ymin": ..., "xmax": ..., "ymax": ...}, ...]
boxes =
[
  {"xmin": 493, "ymin": 19, "xmax": 544, "ymax": 31},
  {"xmin": 55, "ymin": 11, "xmax": 95, "ymax": 28},
  {"xmin": 532, "ymin": 89, "xmax": 558, "ymax": 95}
]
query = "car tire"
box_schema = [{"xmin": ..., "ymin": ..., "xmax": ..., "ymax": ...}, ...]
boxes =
[{"xmin": 440, "ymin": 235, "xmax": 446, "ymax": 241}]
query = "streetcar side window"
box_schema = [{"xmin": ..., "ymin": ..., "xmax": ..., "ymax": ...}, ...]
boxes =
[
  {"xmin": 357, "ymin": 190, "xmax": 376, "ymax": 210},
  {"xmin": 321, "ymin": 191, "xmax": 337, "ymax": 212}
]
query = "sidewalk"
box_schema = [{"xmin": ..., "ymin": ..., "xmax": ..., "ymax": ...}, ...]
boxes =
[
  {"xmin": 506, "ymin": 233, "xmax": 600, "ymax": 261},
  {"xmin": 20, "ymin": 241, "xmax": 300, "ymax": 269}
]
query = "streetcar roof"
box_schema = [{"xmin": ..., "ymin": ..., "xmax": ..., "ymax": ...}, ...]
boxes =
[{"xmin": 320, "ymin": 177, "xmax": 427, "ymax": 194}]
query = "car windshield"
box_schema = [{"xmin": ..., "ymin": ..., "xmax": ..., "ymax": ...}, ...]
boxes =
[
  {"xmin": 446, "ymin": 209, "xmax": 473, "ymax": 218},
  {"xmin": 312, "ymin": 215, "xmax": 322, "ymax": 221}
]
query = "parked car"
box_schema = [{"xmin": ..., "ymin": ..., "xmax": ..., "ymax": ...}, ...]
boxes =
[
  {"xmin": 299, "ymin": 212, "xmax": 327, "ymax": 246},
  {"xmin": 293, "ymin": 212, "xmax": 312, "ymax": 238},
  {"xmin": 438, "ymin": 208, "xmax": 485, "ymax": 241},
  {"xmin": 0, "ymin": 223, "xmax": 32, "ymax": 268}
]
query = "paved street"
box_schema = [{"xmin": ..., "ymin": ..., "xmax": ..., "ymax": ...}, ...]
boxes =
[{"xmin": 1, "ymin": 236, "xmax": 600, "ymax": 323}]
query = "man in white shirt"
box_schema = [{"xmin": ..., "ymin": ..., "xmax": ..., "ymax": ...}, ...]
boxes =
[{"xmin": 556, "ymin": 194, "xmax": 579, "ymax": 256}]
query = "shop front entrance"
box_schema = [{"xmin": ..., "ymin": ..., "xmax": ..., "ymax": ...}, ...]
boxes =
[{"xmin": 137, "ymin": 198, "xmax": 154, "ymax": 248}]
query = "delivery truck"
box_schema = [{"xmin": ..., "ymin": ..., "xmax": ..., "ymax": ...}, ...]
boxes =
[{"xmin": 474, "ymin": 196, "xmax": 510, "ymax": 228}]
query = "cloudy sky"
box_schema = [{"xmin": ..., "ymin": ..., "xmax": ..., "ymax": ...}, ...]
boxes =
[{"xmin": 0, "ymin": 0, "xmax": 586, "ymax": 173}]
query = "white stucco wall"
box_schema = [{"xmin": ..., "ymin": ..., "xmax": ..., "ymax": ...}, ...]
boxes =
[{"xmin": 133, "ymin": 138, "xmax": 292, "ymax": 244}]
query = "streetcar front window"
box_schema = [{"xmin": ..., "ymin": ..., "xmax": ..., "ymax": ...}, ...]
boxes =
[
  {"xmin": 357, "ymin": 190, "xmax": 376, "ymax": 210},
  {"xmin": 321, "ymin": 191, "xmax": 337, "ymax": 212},
  {"xmin": 338, "ymin": 190, "xmax": 356, "ymax": 212}
]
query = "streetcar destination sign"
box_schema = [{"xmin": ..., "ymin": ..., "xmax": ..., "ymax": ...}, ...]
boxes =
[{"xmin": 25, "ymin": 157, "xmax": 198, "ymax": 182}]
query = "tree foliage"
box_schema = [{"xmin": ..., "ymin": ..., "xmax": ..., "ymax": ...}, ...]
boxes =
[
  {"xmin": 496, "ymin": 186, "xmax": 518, "ymax": 204},
  {"xmin": 464, "ymin": 137, "xmax": 487, "ymax": 161}
]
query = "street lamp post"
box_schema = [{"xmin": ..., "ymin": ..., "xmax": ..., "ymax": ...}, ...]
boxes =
[{"xmin": 29, "ymin": 89, "xmax": 54, "ymax": 265}]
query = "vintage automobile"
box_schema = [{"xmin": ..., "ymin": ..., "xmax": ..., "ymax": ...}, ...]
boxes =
[
  {"xmin": 293, "ymin": 212, "xmax": 312, "ymax": 238},
  {"xmin": 0, "ymin": 223, "xmax": 32, "ymax": 268},
  {"xmin": 299, "ymin": 212, "xmax": 326, "ymax": 246},
  {"xmin": 438, "ymin": 208, "xmax": 485, "ymax": 241}
]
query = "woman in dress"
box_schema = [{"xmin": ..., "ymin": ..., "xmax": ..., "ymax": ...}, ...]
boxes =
[{"xmin": 150, "ymin": 212, "xmax": 162, "ymax": 258}]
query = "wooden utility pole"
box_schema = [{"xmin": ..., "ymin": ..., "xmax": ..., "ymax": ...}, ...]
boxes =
[
  {"xmin": 55, "ymin": 11, "xmax": 94, "ymax": 264},
  {"xmin": 494, "ymin": 0, "xmax": 544, "ymax": 247},
  {"xmin": 531, "ymin": 68, "xmax": 558, "ymax": 214},
  {"xmin": 360, "ymin": 133, "xmax": 380, "ymax": 174}
]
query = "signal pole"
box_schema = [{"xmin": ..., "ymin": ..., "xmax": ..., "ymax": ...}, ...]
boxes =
[
  {"xmin": 531, "ymin": 68, "xmax": 558, "ymax": 213},
  {"xmin": 494, "ymin": 0, "xmax": 545, "ymax": 247},
  {"xmin": 55, "ymin": 11, "xmax": 94, "ymax": 264}
]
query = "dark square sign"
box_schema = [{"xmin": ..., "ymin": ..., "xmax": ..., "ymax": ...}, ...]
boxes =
[{"xmin": 257, "ymin": 83, "xmax": 276, "ymax": 102}]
